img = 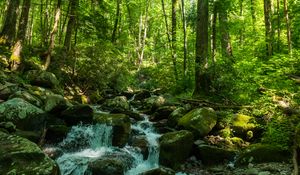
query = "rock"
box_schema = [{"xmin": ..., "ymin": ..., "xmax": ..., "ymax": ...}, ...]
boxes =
[
  {"xmin": 0, "ymin": 98, "xmax": 46, "ymax": 132},
  {"xmin": 144, "ymin": 96, "xmax": 166, "ymax": 111},
  {"xmin": 236, "ymin": 144, "xmax": 290, "ymax": 165},
  {"xmin": 45, "ymin": 125, "xmax": 70, "ymax": 144},
  {"xmin": 0, "ymin": 121, "xmax": 16, "ymax": 133},
  {"xmin": 194, "ymin": 142, "xmax": 237, "ymax": 165},
  {"xmin": 88, "ymin": 157, "xmax": 125, "ymax": 175},
  {"xmin": 139, "ymin": 167, "xmax": 176, "ymax": 175},
  {"xmin": 44, "ymin": 94, "xmax": 70, "ymax": 113},
  {"xmin": 102, "ymin": 96, "xmax": 130, "ymax": 112},
  {"xmin": 134, "ymin": 90, "xmax": 152, "ymax": 101},
  {"xmin": 25, "ymin": 70, "xmax": 59, "ymax": 89},
  {"xmin": 167, "ymin": 105, "xmax": 191, "ymax": 127},
  {"xmin": 15, "ymin": 130, "xmax": 41, "ymax": 143},
  {"xmin": 94, "ymin": 113, "xmax": 131, "ymax": 147},
  {"xmin": 0, "ymin": 131, "xmax": 59, "ymax": 175},
  {"xmin": 159, "ymin": 130, "xmax": 194, "ymax": 169},
  {"xmin": 0, "ymin": 82, "xmax": 19, "ymax": 100},
  {"xmin": 178, "ymin": 107, "xmax": 217, "ymax": 137},
  {"xmin": 231, "ymin": 114, "xmax": 258, "ymax": 139},
  {"xmin": 131, "ymin": 135, "xmax": 149, "ymax": 160},
  {"xmin": 60, "ymin": 104, "xmax": 94, "ymax": 126},
  {"xmin": 9, "ymin": 90, "xmax": 43, "ymax": 107},
  {"xmin": 152, "ymin": 106, "xmax": 177, "ymax": 121}
]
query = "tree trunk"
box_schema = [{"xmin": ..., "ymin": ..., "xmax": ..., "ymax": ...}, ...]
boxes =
[
  {"xmin": 161, "ymin": 0, "xmax": 171, "ymax": 44},
  {"xmin": 0, "ymin": 0, "xmax": 21, "ymax": 46},
  {"xmin": 239, "ymin": 0, "xmax": 244, "ymax": 45},
  {"xmin": 284, "ymin": 0, "xmax": 292, "ymax": 53},
  {"xmin": 218, "ymin": 1, "xmax": 233, "ymax": 58},
  {"xmin": 211, "ymin": 0, "xmax": 217, "ymax": 63},
  {"xmin": 44, "ymin": 0, "xmax": 61, "ymax": 70},
  {"xmin": 181, "ymin": 0, "xmax": 188, "ymax": 87},
  {"xmin": 10, "ymin": 0, "xmax": 31, "ymax": 71},
  {"xmin": 250, "ymin": 0, "xmax": 256, "ymax": 33},
  {"xmin": 111, "ymin": 0, "xmax": 121, "ymax": 43},
  {"xmin": 64, "ymin": 0, "xmax": 78, "ymax": 51},
  {"xmin": 172, "ymin": 0, "xmax": 178, "ymax": 82},
  {"xmin": 264, "ymin": 0, "xmax": 273, "ymax": 57},
  {"xmin": 194, "ymin": 0, "xmax": 209, "ymax": 96},
  {"xmin": 277, "ymin": 0, "xmax": 281, "ymax": 51},
  {"xmin": 138, "ymin": 1, "xmax": 150, "ymax": 68}
]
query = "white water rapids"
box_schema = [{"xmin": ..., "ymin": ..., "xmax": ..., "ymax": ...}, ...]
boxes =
[{"xmin": 53, "ymin": 114, "xmax": 161, "ymax": 175}]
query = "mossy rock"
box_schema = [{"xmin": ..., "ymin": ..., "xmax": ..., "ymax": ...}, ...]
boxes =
[
  {"xmin": 178, "ymin": 107, "xmax": 217, "ymax": 137},
  {"xmin": 236, "ymin": 144, "xmax": 291, "ymax": 165},
  {"xmin": 0, "ymin": 82, "xmax": 19, "ymax": 100},
  {"xmin": 0, "ymin": 131, "xmax": 59, "ymax": 175},
  {"xmin": 159, "ymin": 130, "xmax": 194, "ymax": 169},
  {"xmin": 88, "ymin": 158, "xmax": 125, "ymax": 175},
  {"xmin": 60, "ymin": 104, "xmax": 94, "ymax": 126},
  {"xmin": 9, "ymin": 90, "xmax": 43, "ymax": 107},
  {"xmin": 43, "ymin": 94, "xmax": 70, "ymax": 113},
  {"xmin": 102, "ymin": 96, "xmax": 130, "ymax": 112},
  {"xmin": 139, "ymin": 167, "xmax": 176, "ymax": 175},
  {"xmin": 25, "ymin": 70, "xmax": 59, "ymax": 89},
  {"xmin": 45, "ymin": 125, "xmax": 70, "ymax": 144},
  {"xmin": 231, "ymin": 114, "xmax": 258, "ymax": 139},
  {"xmin": 0, "ymin": 98, "xmax": 46, "ymax": 132},
  {"xmin": 143, "ymin": 96, "xmax": 166, "ymax": 111},
  {"xmin": 94, "ymin": 113, "xmax": 131, "ymax": 147}
]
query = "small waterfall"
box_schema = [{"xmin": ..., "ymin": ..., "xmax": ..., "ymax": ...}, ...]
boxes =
[{"xmin": 54, "ymin": 113, "xmax": 161, "ymax": 175}]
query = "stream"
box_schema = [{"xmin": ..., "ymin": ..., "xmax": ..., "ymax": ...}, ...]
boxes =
[{"xmin": 52, "ymin": 111, "xmax": 161, "ymax": 175}]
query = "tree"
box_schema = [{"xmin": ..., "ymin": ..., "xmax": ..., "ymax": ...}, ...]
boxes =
[
  {"xmin": 111, "ymin": 0, "xmax": 122, "ymax": 43},
  {"xmin": 64, "ymin": 0, "xmax": 78, "ymax": 51},
  {"xmin": 172, "ymin": 0, "xmax": 179, "ymax": 81},
  {"xmin": 194, "ymin": 0, "xmax": 209, "ymax": 96},
  {"xmin": 264, "ymin": 0, "xmax": 274, "ymax": 57},
  {"xmin": 10, "ymin": 0, "xmax": 31, "ymax": 71},
  {"xmin": 284, "ymin": 0, "xmax": 292, "ymax": 53},
  {"xmin": 181, "ymin": 0, "xmax": 188, "ymax": 87},
  {"xmin": 0, "ymin": 0, "xmax": 21, "ymax": 46}
]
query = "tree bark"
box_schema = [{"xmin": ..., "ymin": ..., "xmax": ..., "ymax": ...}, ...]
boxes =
[
  {"xmin": 181, "ymin": 0, "xmax": 188, "ymax": 86},
  {"xmin": 10, "ymin": 0, "xmax": 31, "ymax": 71},
  {"xmin": 194, "ymin": 0, "xmax": 209, "ymax": 96},
  {"xmin": 277, "ymin": 0, "xmax": 281, "ymax": 51},
  {"xmin": 64, "ymin": 0, "xmax": 78, "ymax": 51},
  {"xmin": 172, "ymin": 0, "xmax": 178, "ymax": 82},
  {"xmin": 44, "ymin": 0, "xmax": 61, "ymax": 70},
  {"xmin": 284, "ymin": 0, "xmax": 292, "ymax": 53},
  {"xmin": 264, "ymin": 0, "xmax": 274, "ymax": 57},
  {"xmin": 111, "ymin": 0, "xmax": 121, "ymax": 43},
  {"xmin": 0, "ymin": 0, "xmax": 21, "ymax": 46},
  {"xmin": 250, "ymin": 0, "xmax": 256, "ymax": 34},
  {"xmin": 211, "ymin": 0, "xmax": 217, "ymax": 63}
]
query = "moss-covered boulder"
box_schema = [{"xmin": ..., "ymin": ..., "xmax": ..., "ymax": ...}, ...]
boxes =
[
  {"xmin": 0, "ymin": 131, "xmax": 59, "ymax": 175},
  {"xmin": 0, "ymin": 98, "xmax": 46, "ymax": 132},
  {"xmin": 178, "ymin": 107, "xmax": 217, "ymax": 137},
  {"xmin": 45, "ymin": 125, "xmax": 70, "ymax": 144},
  {"xmin": 167, "ymin": 105, "xmax": 191, "ymax": 127},
  {"xmin": 0, "ymin": 82, "xmax": 19, "ymax": 100},
  {"xmin": 236, "ymin": 144, "xmax": 290, "ymax": 165},
  {"xmin": 26, "ymin": 70, "xmax": 59, "ymax": 89},
  {"xmin": 152, "ymin": 106, "xmax": 177, "ymax": 121},
  {"xmin": 94, "ymin": 113, "xmax": 131, "ymax": 147},
  {"xmin": 0, "ymin": 121, "xmax": 16, "ymax": 133},
  {"xmin": 144, "ymin": 96, "xmax": 166, "ymax": 111},
  {"xmin": 194, "ymin": 142, "xmax": 237, "ymax": 165},
  {"xmin": 131, "ymin": 135, "xmax": 149, "ymax": 159},
  {"xmin": 159, "ymin": 130, "xmax": 194, "ymax": 169},
  {"xmin": 60, "ymin": 104, "xmax": 94, "ymax": 126},
  {"xmin": 231, "ymin": 114, "xmax": 258, "ymax": 139},
  {"xmin": 102, "ymin": 96, "xmax": 130, "ymax": 112},
  {"xmin": 44, "ymin": 94, "xmax": 70, "ymax": 113},
  {"xmin": 9, "ymin": 90, "xmax": 43, "ymax": 107},
  {"xmin": 88, "ymin": 158, "xmax": 125, "ymax": 175},
  {"xmin": 139, "ymin": 167, "xmax": 176, "ymax": 175}
]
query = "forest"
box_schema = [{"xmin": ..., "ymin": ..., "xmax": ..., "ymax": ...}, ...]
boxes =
[{"xmin": 0, "ymin": 0, "xmax": 299, "ymax": 174}]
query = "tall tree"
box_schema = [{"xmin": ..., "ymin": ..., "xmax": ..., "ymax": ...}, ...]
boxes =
[
  {"xmin": 264, "ymin": 0, "xmax": 274, "ymax": 56},
  {"xmin": 181, "ymin": 0, "xmax": 188, "ymax": 86},
  {"xmin": 284, "ymin": 0, "xmax": 292, "ymax": 53},
  {"xmin": 64, "ymin": 0, "xmax": 78, "ymax": 51},
  {"xmin": 250, "ymin": 0, "xmax": 257, "ymax": 33},
  {"xmin": 0, "ymin": 0, "xmax": 21, "ymax": 46},
  {"xmin": 172, "ymin": 0, "xmax": 179, "ymax": 81},
  {"xmin": 44, "ymin": 0, "xmax": 62, "ymax": 70},
  {"xmin": 194, "ymin": 0, "xmax": 209, "ymax": 96},
  {"xmin": 218, "ymin": 1, "xmax": 233, "ymax": 58},
  {"xmin": 211, "ymin": 0, "xmax": 217, "ymax": 63},
  {"xmin": 111, "ymin": 0, "xmax": 121, "ymax": 43}
]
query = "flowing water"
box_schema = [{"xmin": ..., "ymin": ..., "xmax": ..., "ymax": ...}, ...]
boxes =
[{"xmin": 52, "ymin": 113, "xmax": 161, "ymax": 175}]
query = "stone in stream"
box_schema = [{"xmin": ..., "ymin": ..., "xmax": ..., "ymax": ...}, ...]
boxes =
[
  {"xmin": 130, "ymin": 135, "xmax": 149, "ymax": 160},
  {"xmin": 43, "ymin": 94, "xmax": 70, "ymax": 113},
  {"xmin": 0, "ymin": 98, "xmax": 47, "ymax": 132},
  {"xmin": 102, "ymin": 96, "xmax": 130, "ymax": 112},
  {"xmin": 0, "ymin": 131, "xmax": 59, "ymax": 175},
  {"xmin": 159, "ymin": 130, "xmax": 194, "ymax": 169},
  {"xmin": 178, "ymin": 107, "xmax": 217, "ymax": 137},
  {"xmin": 139, "ymin": 166, "xmax": 176, "ymax": 175},
  {"xmin": 60, "ymin": 104, "xmax": 94, "ymax": 126},
  {"xmin": 94, "ymin": 113, "xmax": 131, "ymax": 147}
]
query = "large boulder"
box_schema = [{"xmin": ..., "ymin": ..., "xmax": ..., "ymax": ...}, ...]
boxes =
[
  {"xmin": 102, "ymin": 96, "xmax": 130, "ymax": 112},
  {"xmin": 178, "ymin": 107, "xmax": 217, "ymax": 137},
  {"xmin": 60, "ymin": 104, "xmax": 94, "ymax": 126},
  {"xmin": 167, "ymin": 105, "xmax": 191, "ymax": 127},
  {"xmin": 193, "ymin": 141, "xmax": 237, "ymax": 165},
  {"xmin": 88, "ymin": 158, "xmax": 125, "ymax": 175},
  {"xmin": 26, "ymin": 70, "xmax": 59, "ymax": 89},
  {"xmin": 0, "ymin": 98, "xmax": 46, "ymax": 132},
  {"xmin": 159, "ymin": 130, "xmax": 194, "ymax": 169},
  {"xmin": 236, "ymin": 144, "xmax": 290, "ymax": 165},
  {"xmin": 130, "ymin": 135, "xmax": 149, "ymax": 160},
  {"xmin": 0, "ymin": 131, "xmax": 59, "ymax": 175},
  {"xmin": 94, "ymin": 113, "xmax": 131, "ymax": 147},
  {"xmin": 143, "ymin": 96, "xmax": 166, "ymax": 111},
  {"xmin": 44, "ymin": 94, "xmax": 70, "ymax": 113},
  {"xmin": 9, "ymin": 90, "xmax": 43, "ymax": 107},
  {"xmin": 152, "ymin": 106, "xmax": 177, "ymax": 121},
  {"xmin": 0, "ymin": 82, "xmax": 19, "ymax": 100},
  {"xmin": 139, "ymin": 167, "xmax": 176, "ymax": 175},
  {"xmin": 231, "ymin": 114, "xmax": 259, "ymax": 139}
]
